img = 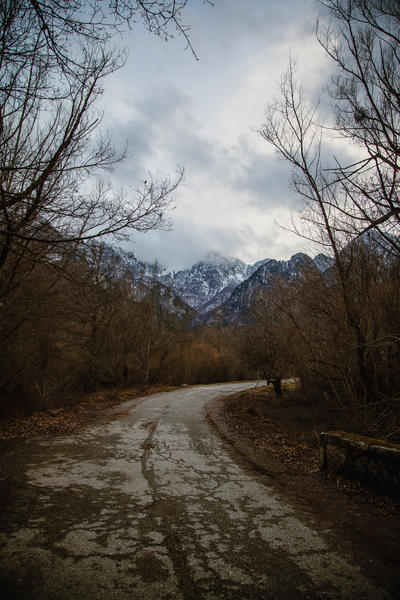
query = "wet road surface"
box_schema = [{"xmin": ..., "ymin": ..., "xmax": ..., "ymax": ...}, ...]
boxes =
[{"xmin": 0, "ymin": 383, "xmax": 394, "ymax": 599}]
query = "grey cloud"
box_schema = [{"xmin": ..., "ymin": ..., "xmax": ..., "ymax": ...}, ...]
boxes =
[
  {"xmin": 133, "ymin": 84, "xmax": 221, "ymax": 173},
  {"xmin": 134, "ymin": 84, "xmax": 194, "ymax": 126},
  {"xmin": 126, "ymin": 214, "xmax": 304, "ymax": 271},
  {"xmin": 101, "ymin": 0, "xmax": 325, "ymax": 269},
  {"xmin": 230, "ymin": 138, "xmax": 300, "ymax": 209},
  {"xmin": 189, "ymin": 0, "xmax": 317, "ymax": 61},
  {"xmin": 108, "ymin": 119, "xmax": 156, "ymax": 185},
  {"xmin": 109, "ymin": 82, "xmax": 219, "ymax": 179},
  {"xmin": 128, "ymin": 217, "xmax": 243, "ymax": 270}
]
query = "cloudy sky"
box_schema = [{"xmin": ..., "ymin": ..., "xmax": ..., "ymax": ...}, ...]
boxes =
[{"xmin": 102, "ymin": 0, "xmax": 334, "ymax": 270}]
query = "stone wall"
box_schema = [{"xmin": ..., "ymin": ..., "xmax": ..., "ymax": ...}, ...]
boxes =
[{"xmin": 319, "ymin": 431, "xmax": 400, "ymax": 497}]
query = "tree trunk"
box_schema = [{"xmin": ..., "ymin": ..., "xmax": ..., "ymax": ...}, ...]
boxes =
[{"xmin": 272, "ymin": 376, "xmax": 282, "ymax": 398}]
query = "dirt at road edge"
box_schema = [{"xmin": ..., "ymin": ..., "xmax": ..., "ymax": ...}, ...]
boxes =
[{"xmin": 204, "ymin": 394, "xmax": 400, "ymax": 597}]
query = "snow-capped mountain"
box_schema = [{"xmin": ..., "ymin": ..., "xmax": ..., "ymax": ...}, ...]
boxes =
[
  {"xmin": 208, "ymin": 253, "xmax": 329, "ymax": 322},
  {"xmin": 106, "ymin": 246, "xmax": 333, "ymax": 319},
  {"xmin": 159, "ymin": 252, "xmax": 252, "ymax": 312}
]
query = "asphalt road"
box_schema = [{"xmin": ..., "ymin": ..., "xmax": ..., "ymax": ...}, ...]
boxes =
[{"xmin": 0, "ymin": 383, "xmax": 394, "ymax": 599}]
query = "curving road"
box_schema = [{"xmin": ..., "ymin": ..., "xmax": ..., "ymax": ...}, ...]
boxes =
[{"xmin": 0, "ymin": 383, "xmax": 394, "ymax": 599}]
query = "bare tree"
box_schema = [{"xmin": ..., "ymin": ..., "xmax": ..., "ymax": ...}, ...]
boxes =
[
  {"xmin": 0, "ymin": 1, "xmax": 201, "ymax": 288},
  {"xmin": 259, "ymin": 2, "xmax": 400, "ymax": 421},
  {"xmin": 316, "ymin": 0, "xmax": 400, "ymax": 253},
  {"xmin": 261, "ymin": 1, "xmax": 400, "ymax": 251},
  {"xmin": 260, "ymin": 61, "xmax": 385, "ymax": 404}
]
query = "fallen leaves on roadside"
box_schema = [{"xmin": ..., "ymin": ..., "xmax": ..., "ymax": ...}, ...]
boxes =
[
  {"xmin": 225, "ymin": 408, "xmax": 319, "ymax": 475},
  {"xmin": 0, "ymin": 385, "xmax": 175, "ymax": 440},
  {"xmin": 220, "ymin": 388, "xmax": 400, "ymax": 517}
]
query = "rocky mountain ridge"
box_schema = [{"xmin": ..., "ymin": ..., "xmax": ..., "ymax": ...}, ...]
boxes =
[
  {"xmin": 113, "ymin": 247, "xmax": 333, "ymax": 317},
  {"xmin": 215, "ymin": 252, "xmax": 322, "ymax": 322},
  {"xmin": 160, "ymin": 253, "xmax": 251, "ymax": 312}
]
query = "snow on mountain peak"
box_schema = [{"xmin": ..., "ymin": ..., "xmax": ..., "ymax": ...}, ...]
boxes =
[{"xmin": 110, "ymin": 245, "xmax": 333, "ymax": 316}]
